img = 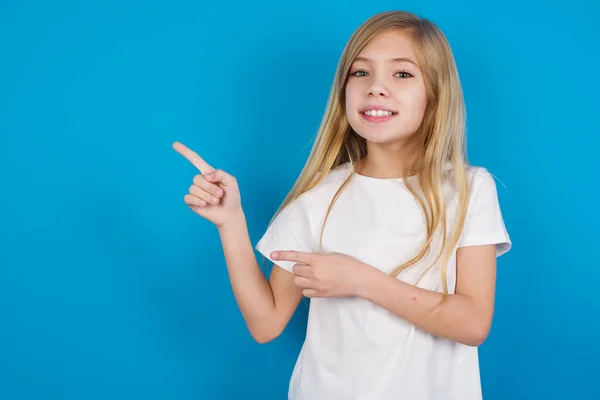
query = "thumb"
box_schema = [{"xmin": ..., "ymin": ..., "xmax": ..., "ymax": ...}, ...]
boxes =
[{"xmin": 203, "ymin": 169, "xmax": 233, "ymax": 186}]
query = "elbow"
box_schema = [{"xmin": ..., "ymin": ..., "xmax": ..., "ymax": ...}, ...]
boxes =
[
  {"xmin": 250, "ymin": 326, "xmax": 283, "ymax": 344},
  {"xmin": 252, "ymin": 332, "xmax": 278, "ymax": 344},
  {"xmin": 464, "ymin": 332, "xmax": 488, "ymax": 347},
  {"xmin": 462, "ymin": 323, "xmax": 491, "ymax": 347}
]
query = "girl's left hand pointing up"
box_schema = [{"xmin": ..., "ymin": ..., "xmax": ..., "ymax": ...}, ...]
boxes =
[{"xmin": 271, "ymin": 251, "xmax": 375, "ymax": 298}]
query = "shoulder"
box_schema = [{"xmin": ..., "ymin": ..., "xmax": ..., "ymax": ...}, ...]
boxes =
[
  {"xmin": 317, "ymin": 162, "xmax": 354, "ymax": 187},
  {"xmin": 454, "ymin": 164, "xmax": 491, "ymax": 182},
  {"xmin": 466, "ymin": 166, "xmax": 501, "ymax": 195},
  {"xmin": 442, "ymin": 164, "xmax": 503, "ymax": 214},
  {"xmin": 445, "ymin": 164, "xmax": 498, "ymax": 191},
  {"xmin": 297, "ymin": 162, "xmax": 353, "ymax": 202},
  {"xmin": 463, "ymin": 165, "xmax": 504, "ymax": 216},
  {"xmin": 275, "ymin": 162, "xmax": 353, "ymax": 221}
]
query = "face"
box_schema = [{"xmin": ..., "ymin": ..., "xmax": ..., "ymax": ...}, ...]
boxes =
[{"xmin": 345, "ymin": 29, "xmax": 428, "ymax": 148}]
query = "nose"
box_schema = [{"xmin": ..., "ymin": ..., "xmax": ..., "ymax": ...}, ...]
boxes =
[{"xmin": 367, "ymin": 76, "xmax": 391, "ymax": 98}]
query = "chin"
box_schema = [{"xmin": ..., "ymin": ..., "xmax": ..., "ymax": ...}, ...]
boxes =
[
  {"xmin": 353, "ymin": 128, "xmax": 413, "ymax": 146},
  {"xmin": 349, "ymin": 114, "xmax": 416, "ymax": 144}
]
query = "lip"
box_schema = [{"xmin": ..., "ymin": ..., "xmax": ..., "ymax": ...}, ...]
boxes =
[
  {"xmin": 359, "ymin": 105, "xmax": 397, "ymax": 113},
  {"xmin": 359, "ymin": 105, "xmax": 397, "ymax": 123}
]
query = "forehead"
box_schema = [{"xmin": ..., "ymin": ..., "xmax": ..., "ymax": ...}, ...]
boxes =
[{"xmin": 354, "ymin": 29, "xmax": 418, "ymax": 62}]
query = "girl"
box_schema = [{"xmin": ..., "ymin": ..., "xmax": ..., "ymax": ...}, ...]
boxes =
[{"xmin": 174, "ymin": 10, "xmax": 511, "ymax": 400}]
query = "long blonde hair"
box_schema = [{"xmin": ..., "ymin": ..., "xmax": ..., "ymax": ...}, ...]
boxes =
[{"xmin": 268, "ymin": 11, "xmax": 471, "ymax": 296}]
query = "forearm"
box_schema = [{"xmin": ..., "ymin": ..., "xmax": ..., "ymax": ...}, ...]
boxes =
[
  {"xmin": 217, "ymin": 211, "xmax": 277, "ymax": 340},
  {"xmin": 358, "ymin": 268, "xmax": 491, "ymax": 346}
]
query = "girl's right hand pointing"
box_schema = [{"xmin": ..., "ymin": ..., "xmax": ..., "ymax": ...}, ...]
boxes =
[{"xmin": 173, "ymin": 141, "xmax": 243, "ymax": 228}]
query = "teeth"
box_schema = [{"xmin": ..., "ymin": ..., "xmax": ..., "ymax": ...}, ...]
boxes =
[{"xmin": 364, "ymin": 109, "xmax": 393, "ymax": 117}]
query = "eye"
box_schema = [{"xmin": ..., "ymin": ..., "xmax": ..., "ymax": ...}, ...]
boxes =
[
  {"xmin": 395, "ymin": 71, "xmax": 413, "ymax": 79},
  {"xmin": 350, "ymin": 69, "xmax": 368, "ymax": 77}
]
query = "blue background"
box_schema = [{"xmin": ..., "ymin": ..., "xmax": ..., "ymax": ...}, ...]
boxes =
[{"xmin": 1, "ymin": 0, "xmax": 598, "ymax": 399}]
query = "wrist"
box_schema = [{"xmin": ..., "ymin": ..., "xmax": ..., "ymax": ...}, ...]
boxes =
[
  {"xmin": 355, "ymin": 264, "xmax": 385, "ymax": 300},
  {"xmin": 217, "ymin": 209, "xmax": 246, "ymax": 233}
]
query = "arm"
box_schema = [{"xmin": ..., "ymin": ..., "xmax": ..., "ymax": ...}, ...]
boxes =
[
  {"xmin": 218, "ymin": 211, "xmax": 303, "ymax": 344},
  {"xmin": 358, "ymin": 244, "xmax": 497, "ymax": 346},
  {"xmin": 172, "ymin": 142, "xmax": 303, "ymax": 344},
  {"xmin": 271, "ymin": 243, "xmax": 498, "ymax": 347},
  {"xmin": 270, "ymin": 169, "xmax": 508, "ymax": 346}
]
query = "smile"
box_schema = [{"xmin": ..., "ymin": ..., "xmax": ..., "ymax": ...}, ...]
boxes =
[{"xmin": 360, "ymin": 109, "xmax": 397, "ymax": 123}]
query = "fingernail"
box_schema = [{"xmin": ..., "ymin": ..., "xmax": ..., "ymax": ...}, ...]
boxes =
[
  {"xmin": 211, "ymin": 197, "xmax": 219, "ymax": 204},
  {"xmin": 205, "ymin": 172, "xmax": 214, "ymax": 179},
  {"xmin": 216, "ymin": 189, "xmax": 223, "ymax": 196},
  {"xmin": 271, "ymin": 252, "xmax": 279, "ymax": 259}
]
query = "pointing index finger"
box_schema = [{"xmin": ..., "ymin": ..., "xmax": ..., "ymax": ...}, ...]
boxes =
[
  {"xmin": 173, "ymin": 141, "xmax": 214, "ymax": 174},
  {"xmin": 272, "ymin": 251, "xmax": 313, "ymax": 264}
]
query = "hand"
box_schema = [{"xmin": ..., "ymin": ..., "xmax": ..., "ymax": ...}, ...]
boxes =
[
  {"xmin": 271, "ymin": 251, "xmax": 373, "ymax": 298},
  {"xmin": 173, "ymin": 141, "xmax": 242, "ymax": 228}
]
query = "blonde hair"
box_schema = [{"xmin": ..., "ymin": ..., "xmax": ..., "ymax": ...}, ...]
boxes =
[{"xmin": 268, "ymin": 11, "xmax": 471, "ymax": 296}]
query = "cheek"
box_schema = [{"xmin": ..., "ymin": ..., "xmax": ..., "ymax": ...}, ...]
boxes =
[
  {"xmin": 345, "ymin": 86, "xmax": 356, "ymax": 107},
  {"xmin": 396, "ymin": 86, "xmax": 428, "ymax": 120},
  {"xmin": 413, "ymin": 93, "xmax": 428, "ymax": 122},
  {"xmin": 345, "ymin": 87, "xmax": 360, "ymax": 119}
]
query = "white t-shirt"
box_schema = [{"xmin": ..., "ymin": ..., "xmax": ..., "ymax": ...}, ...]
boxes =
[{"xmin": 256, "ymin": 161, "xmax": 511, "ymax": 400}]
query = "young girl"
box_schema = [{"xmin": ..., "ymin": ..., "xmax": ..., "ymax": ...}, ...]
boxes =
[{"xmin": 174, "ymin": 10, "xmax": 511, "ymax": 400}]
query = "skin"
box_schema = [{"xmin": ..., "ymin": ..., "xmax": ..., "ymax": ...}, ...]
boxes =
[
  {"xmin": 173, "ymin": 142, "xmax": 303, "ymax": 343},
  {"xmin": 172, "ymin": 29, "xmax": 497, "ymax": 347},
  {"xmin": 345, "ymin": 29, "xmax": 428, "ymax": 178}
]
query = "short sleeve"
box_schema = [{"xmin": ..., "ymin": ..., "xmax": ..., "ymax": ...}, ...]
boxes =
[
  {"xmin": 255, "ymin": 197, "xmax": 314, "ymax": 273},
  {"xmin": 458, "ymin": 169, "xmax": 512, "ymax": 257}
]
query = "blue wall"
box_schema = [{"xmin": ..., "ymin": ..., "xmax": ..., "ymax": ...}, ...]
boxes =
[{"xmin": 1, "ymin": 1, "xmax": 598, "ymax": 399}]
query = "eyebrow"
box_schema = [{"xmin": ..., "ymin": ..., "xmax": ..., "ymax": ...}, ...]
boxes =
[{"xmin": 353, "ymin": 56, "xmax": 419, "ymax": 68}]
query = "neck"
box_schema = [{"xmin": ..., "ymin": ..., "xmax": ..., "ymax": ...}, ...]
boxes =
[{"xmin": 356, "ymin": 142, "xmax": 409, "ymax": 179}]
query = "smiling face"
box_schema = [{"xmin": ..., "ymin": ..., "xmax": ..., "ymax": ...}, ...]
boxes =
[{"xmin": 345, "ymin": 29, "xmax": 429, "ymax": 148}]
